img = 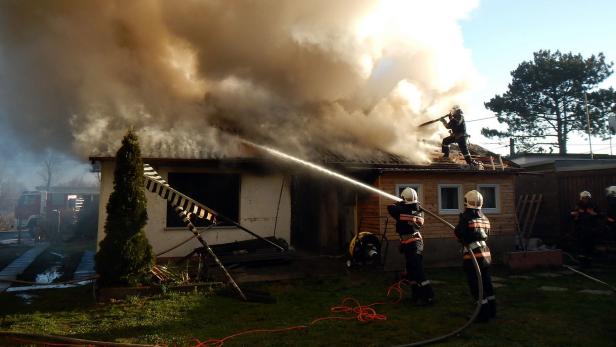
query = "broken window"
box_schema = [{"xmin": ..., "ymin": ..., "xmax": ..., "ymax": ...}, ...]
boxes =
[{"xmin": 166, "ymin": 172, "xmax": 240, "ymax": 228}]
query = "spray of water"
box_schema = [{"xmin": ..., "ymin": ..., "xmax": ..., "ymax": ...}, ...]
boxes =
[
  {"xmin": 239, "ymin": 138, "xmax": 403, "ymax": 202},
  {"xmin": 239, "ymin": 138, "xmax": 458, "ymax": 229}
]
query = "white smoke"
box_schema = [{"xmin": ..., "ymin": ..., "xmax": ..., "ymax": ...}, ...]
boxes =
[{"xmin": 0, "ymin": 0, "xmax": 480, "ymax": 163}]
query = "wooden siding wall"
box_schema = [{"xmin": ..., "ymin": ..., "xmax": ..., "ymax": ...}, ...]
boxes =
[
  {"xmin": 557, "ymin": 169, "xmax": 616, "ymax": 242},
  {"xmin": 357, "ymin": 172, "xmax": 516, "ymax": 240},
  {"xmin": 517, "ymin": 168, "xmax": 616, "ymax": 244},
  {"xmin": 515, "ymin": 173, "xmax": 558, "ymax": 242}
]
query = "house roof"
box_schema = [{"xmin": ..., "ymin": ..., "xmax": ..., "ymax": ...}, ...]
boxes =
[
  {"xmin": 90, "ymin": 141, "xmax": 520, "ymax": 174},
  {"xmin": 510, "ymin": 152, "xmax": 616, "ymax": 172}
]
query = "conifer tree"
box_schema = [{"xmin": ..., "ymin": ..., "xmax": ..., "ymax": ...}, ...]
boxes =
[{"xmin": 95, "ymin": 130, "xmax": 153, "ymax": 286}]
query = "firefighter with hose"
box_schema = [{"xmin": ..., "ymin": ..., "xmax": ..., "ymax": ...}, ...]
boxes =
[
  {"xmin": 387, "ymin": 187, "xmax": 434, "ymax": 306},
  {"xmin": 454, "ymin": 190, "xmax": 496, "ymax": 322}
]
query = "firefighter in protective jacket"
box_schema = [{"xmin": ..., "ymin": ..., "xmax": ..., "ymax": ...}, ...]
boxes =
[
  {"xmin": 387, "ymin": 187, "xmax": 434, "ymax": 305},
  {"xmin": 454, "ymin": 190, "xmax": 495, "ymax": 322},
  {"xmin": 606, "ymin": 186, "xmax": 616, "ymax": 241},
  {"xmin": 570, "ymin": 191, "xmax": 600, "ymax": 265},
  {"xmin": 440, "ymin": 106, "xmax": 479, "ymax": 167}
]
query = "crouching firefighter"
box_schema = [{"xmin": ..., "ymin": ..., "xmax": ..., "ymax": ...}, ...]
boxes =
[
  {"xmin": 454, "ymin": 190, "xmax": 496, "ymax": 322},
  {"xmin": 387, "ymin": 187, "xmax": 434, "ymax": 305},
  {"xmin": 440, "ymin": 106, "xmax": 481, "ymax": 168}
]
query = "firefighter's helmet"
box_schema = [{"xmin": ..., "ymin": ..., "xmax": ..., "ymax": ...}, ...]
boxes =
[
  {"xmin": 580, "ymin": 191, "xmax": 592, "ymax": 199},
  {"xmin": 464, "ymin": 190, "xmax": 483, "ymax": 209},
  {"xmin": 400, "ymin": 187, "xmax": 418, "ymax": 204},
  {"xmin": 606, "ymin": 186, "xmax": 616, "ymax": 197},
  {"xmin": 450, "ymin": 105, "xmax": 463, "ymax": 117}
]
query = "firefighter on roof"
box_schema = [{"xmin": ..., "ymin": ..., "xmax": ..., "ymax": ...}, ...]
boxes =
[
  {"xmin": 571, "ymin": 191, "xmax": 601, "ymax": 266},
  {"xmin": 387, "ymin": 187, "xmax": 434, "ymax": 305},
  {"xmin": 454, "ymin": 190, "xmax": 496, "ymax": 322},
  {"xmin": 440, "ymin": 106, "xmax": 480, "ymax": 167}
]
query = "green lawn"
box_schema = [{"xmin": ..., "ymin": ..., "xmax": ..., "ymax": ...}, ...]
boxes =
[{"xmin": 0, "ymin": 266, "xmax": 615, "ymax": 347}]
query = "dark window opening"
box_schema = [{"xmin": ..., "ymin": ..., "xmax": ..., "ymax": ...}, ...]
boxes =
[
  {"xmin": 479, "ymin": 186, "xmax": 498, "ymax": 210},
  {"xmin": 396, "ymin": 184, "xmax": 421, "ymax": 199},
  {"xmin": 440, "ymin": 186, "xmax": 460, "ymax": 210},
  {"xmin": 166, "ymin": 172, "xmax": 240, "ymax": 228}
]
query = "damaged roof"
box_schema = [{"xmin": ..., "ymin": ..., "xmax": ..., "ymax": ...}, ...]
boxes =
[{"xmin": 90, "ymin": 142, "xmax": 520, "ymax": 173}]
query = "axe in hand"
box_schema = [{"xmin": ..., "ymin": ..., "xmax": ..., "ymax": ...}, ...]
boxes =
[{"xmin": 418, "ymin": 113, "xmax": 450, "ymax": 128}]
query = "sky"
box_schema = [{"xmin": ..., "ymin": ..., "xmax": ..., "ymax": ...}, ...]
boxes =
[
  {"xmin": 460, "ymin": 0, "xmax": 616, "ymax": 155},
  {"xmin": 1, "ymin": 0, "xmax": 615, "ymax": 190}
]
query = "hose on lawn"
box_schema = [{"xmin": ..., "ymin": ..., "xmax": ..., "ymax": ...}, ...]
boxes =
[
  {"xmin": 0, "ymin": 331, "xmax": 160, "ymax": 347},
  {"xmin": 563, "ymin": 265, "xmax": 616, "ymax": 292},
  {"xmin": 392, "ymin": 206, "xmax": 484, "ymax": 347}
]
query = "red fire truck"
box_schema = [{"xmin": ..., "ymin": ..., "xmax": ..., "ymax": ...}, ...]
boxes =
[{"xmin": 14, "ymin": 187, "xmax": 99, "ymax": 233}]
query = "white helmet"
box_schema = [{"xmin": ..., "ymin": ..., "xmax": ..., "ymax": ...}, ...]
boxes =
[
  {"xmin": 464, "ymin": 190, "xmax": 483, "ymax": 209},
  {"xmin": 580, "ymin": 191, "xmax": 591, "ymax": 199},
  {"xmin": 400, "ymin": 187, "xmax": 418, "ymax": 204},
  {"xmin": 606, "ymin": 186, "xmax": 616, "ymax": 197},
  {"xmin": 450, "ymin": 105, "xmax": 463, "ymax": 116}
]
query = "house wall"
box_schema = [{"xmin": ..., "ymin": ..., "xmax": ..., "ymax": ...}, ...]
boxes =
[
  {"xmin": 96, "ymin": 162, "xmax": 292, "ymax": 258},
  {"xmin": 357, "ymin": 171, "xmax": 517, "ymax": 266},
  {"xmin": 291, "ymin": 175, "xmax": 357, "ymax": 254}
]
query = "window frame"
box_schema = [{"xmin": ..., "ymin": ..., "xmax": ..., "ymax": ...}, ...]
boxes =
[
  {"xmin": 394, "ymin": 183, "xmax": 423, "ymax": 203},
  {"xmin": 477, "ymin": 183, "xmax": 500, "ymax": 214},
  {"xmin": 438, "ymin": 184, "xmax": 463, "ymax": 214}
]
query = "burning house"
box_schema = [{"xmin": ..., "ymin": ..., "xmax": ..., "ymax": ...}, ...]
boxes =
[
  {"xmin": 3, "ymin": 1, "xmax": 510, "ymax": 266},
  {"xmin": 90, "ymin": 143, "xmax": 520, "ymax": 266}
]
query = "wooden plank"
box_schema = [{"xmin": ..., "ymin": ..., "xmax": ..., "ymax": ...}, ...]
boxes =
[
  {"xmin": 517, "ymin": 194, "xmax": 530, "ymax": 234},
  {"xmin": 525, "ymin": 194, "xmax": 543, "ymax": 239},
  {"xmin": 521, "ymin": 194, "xmax": 537, "ymax": 236}
]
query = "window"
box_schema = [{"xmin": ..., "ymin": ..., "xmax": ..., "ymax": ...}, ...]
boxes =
[
  {"xmin": 166, "ymin": 172, "xmax": 240, "ymax": 228},
  {"xmin": 438, "ymin": 184, "xmax": 462, "ymax": 214},
  {"xmin": 394, "ymin": 183, "xmax": 422, "ymax": 202},
  {"xmin": 50, "ymin": 193, "xmax": 66, "ymax": 208},
  {"xmin": 477, "ymin": 184, "xmax": 500, "ymax": 213}
]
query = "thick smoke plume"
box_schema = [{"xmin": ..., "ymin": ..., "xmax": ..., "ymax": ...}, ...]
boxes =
[{"xmin": 0, "ymin": 0, "xmax": 479, "ymax": 163}]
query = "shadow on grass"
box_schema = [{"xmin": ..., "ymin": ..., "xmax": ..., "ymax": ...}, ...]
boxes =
[{"xmin": 0, "ymin": 285, "xmax": 96, "ymax": 315}]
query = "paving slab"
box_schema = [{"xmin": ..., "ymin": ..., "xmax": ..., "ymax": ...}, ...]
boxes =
[
  {"xmin": 493, "ymin": 283, "xmax": 506, "ymax": 288},
  {"xmin": 509, "ymin": 275, "xmax": 533, "ymax": 280},
  {"xmin": 536, "ymin": 272, "xmax": 563, "ymax": 278},
  {"xmin": 0, "ymin": 242, "xmax": 49, "ymax": 293},
  {"xmin": 578, "ymin": 289, "xmax": 613, "ymax": 296},
  {"xmin": 491, "ymin": 276, "xmax": 506, "ymax": 282},
  {"xmin": 73, "ymin": 250, "xmax": 96, "ymax": 281},
  {"xmin": 539, "ymin": 286, "xmax": 568, "ymax": 292}
]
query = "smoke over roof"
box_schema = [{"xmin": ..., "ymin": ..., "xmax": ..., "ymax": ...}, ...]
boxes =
[{"xmin": 0, "ymin": 0, "xmax": 480, "ymax": 163}]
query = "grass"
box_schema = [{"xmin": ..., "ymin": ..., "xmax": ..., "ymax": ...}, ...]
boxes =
[{"xmin": 0, "ymin": 266, "xmax": 615, "ymax": 347}]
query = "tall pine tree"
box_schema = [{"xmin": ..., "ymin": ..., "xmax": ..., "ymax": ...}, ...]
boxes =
[
  {"xmin": 483, "ymin": 50, "xmax": 616, "ymax": 154},
  {"xmin": 96, "ymin": 130, "xmax": 153, "ymax": 286}
]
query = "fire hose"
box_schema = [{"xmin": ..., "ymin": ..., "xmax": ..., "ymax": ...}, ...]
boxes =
[
  {"xmin": 237, "ymin": 138, "xmax": 486, "ymax": 346},
  {"xmin": 392, "ymin": 207, "xmax": 483, "ymax": 347}
]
